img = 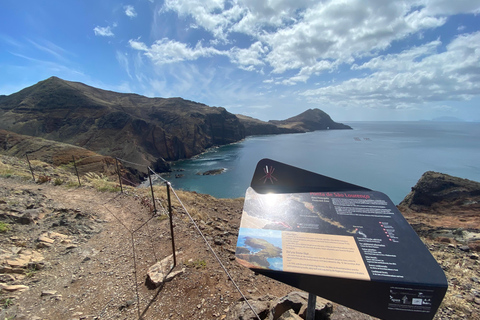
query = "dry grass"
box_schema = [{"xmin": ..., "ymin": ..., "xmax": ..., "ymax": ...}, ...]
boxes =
[
  {"xmin": 0, "ymin": 156, "xmax": 32, "ymax": 180},
  {"xmin": 421, "ymin": 238, "xmax": 480, "ymax": 319}
]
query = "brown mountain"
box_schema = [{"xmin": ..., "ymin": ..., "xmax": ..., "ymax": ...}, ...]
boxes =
[
  {"xmin": 235, "ymin": 114, "xmax": 300, "ymax": 135},
  {"xmin": 238, "ymin": 109, "xmax": 351, "ymax": 136},
  {"xmin": 0, "ymin": 77, "xmax": 244, "ymax": 173},
  {"xmin": 268, "ymin": 108, "xmax": 352, "ymax": 132}
]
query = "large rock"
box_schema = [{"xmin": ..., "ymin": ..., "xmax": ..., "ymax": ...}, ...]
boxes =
[
  {"xmin": 399, "ymin": 171, "xmax": 480, "ymax": 212},
  {"xmin": 272, "ymin": 291, "xmax": 308, "ymax": 319},
  {"xmin": 0, "ymin": 248, "xmax": 45, "ymax": 271},
  {"xmin": 228, "ymin": 294, "xmax": 277, "ymax": 320},
  {"xmin": 146, "ymin": 252, "xmax": 182, "ymax": 288},
  {"xmin": 278, "ymin": 309, "xmax": 303, "ymax": 320},
  {"xmin": 228, "ymin": 292, "xmax": 333, "ymax": 320}
]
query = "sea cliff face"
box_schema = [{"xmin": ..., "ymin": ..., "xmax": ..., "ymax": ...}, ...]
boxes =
[
  {"xmin": 0, "ymin": 77, "xmax": 350, "ymax": 176},
  {"xmin": 0, "ymin": 77, "xmax": 245, "ymax": 173}
]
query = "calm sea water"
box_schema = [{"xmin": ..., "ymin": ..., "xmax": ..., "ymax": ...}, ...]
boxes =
[{"xmin": 163, "ymin": 122, "xmax": 480, "ymax": 204}]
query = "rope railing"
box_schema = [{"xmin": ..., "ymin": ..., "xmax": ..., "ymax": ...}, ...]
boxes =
[
  {"xmin": 147, "ymin": 166, "xmax": 168, "ymax": 184},
  {"xmin": 114, "ymin": 157, "xmax": 148, "ymax": 168}
]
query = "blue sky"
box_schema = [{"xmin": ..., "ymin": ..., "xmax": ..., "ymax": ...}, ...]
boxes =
[{"xmin": 1, "ymin": 0, "xmax": 480, "ymax": 122}]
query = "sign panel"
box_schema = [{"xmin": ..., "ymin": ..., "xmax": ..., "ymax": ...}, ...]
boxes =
[{"xmin": 236, "ymin": 159, "xmax": 447, "ymax": 320}]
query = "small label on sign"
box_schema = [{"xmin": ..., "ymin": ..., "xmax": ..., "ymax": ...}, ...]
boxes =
[{"xmin": 388, "ymin": 286, "xmax": 433, "ymax": 313}]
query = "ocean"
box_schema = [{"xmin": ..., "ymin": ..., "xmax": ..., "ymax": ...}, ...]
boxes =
[{"xmin": 162, "ymin": 121, "xmax": 480, "ymax": 205}]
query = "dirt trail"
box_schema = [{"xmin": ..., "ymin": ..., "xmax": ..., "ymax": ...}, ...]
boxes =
[{"xmin": 0, "ymin": 177, "xmax": 479, "ymax": 319}]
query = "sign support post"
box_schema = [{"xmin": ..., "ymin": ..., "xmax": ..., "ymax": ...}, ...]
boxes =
[{"xmin": 306, "ymin": 293, "xmax": 316, "ymax": 320}]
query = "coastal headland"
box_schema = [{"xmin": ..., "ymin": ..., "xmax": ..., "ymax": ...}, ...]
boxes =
[{"xmin": 0, "ymin": 77, "xmax": 351, "ymax": 180}]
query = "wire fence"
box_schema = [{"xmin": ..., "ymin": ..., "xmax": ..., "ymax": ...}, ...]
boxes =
[{"xmin": 18, "ymin": 153, "xmax": 261, "ymax": 320}]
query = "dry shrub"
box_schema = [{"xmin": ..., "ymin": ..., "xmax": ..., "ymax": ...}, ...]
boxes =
[
  {"xmin": 84, "ymin": 172, "xmax": 121, "ymax": 192},
  {"xmin": 37, "ymin": 175, "xmax": 51, "ymax": 184}
]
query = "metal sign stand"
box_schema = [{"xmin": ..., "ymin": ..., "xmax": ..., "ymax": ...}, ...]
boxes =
[{"xmin": 306, "ymin": 293, "xmax": 316, "ymax": 320}]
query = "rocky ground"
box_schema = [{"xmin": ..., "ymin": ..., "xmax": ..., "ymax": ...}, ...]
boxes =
[{"xmin": 0, "ymin": 156, "xmax": 479, "ymax": 320}]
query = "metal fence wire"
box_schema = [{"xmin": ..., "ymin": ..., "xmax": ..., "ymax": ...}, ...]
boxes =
[{"xmin": 19, "ymin": 153, "xmax": 261, "ymax": 320}]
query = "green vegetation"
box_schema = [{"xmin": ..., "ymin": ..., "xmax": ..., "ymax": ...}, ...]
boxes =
[
  {"xmin": 84, "ymin": 172, "xmax": 121, "ymax": 192},
  {"xmin": 2, "ymin": 297, "xmax": 13, "ymax": 309},
  {"xmin": 0, "ymin": 221, "xmax": 10, "ymax": 233},
  {"xmin": 25, "ymin": 265, "xmax": 37, "ymax": 278},
  {"xmin": 58, "ymin": 162, "xmax": 74, "ymax": 171},
  {"xmin": 0, "ymin": 159, "xmax": 31, "ymax": 179},
  {"xmin": 186, "ymin": 259, "xmax": 207, "ymax": 269},
  {"xmin": 157, "ymin": 214, "xmax": 169, "ymax": 222}
]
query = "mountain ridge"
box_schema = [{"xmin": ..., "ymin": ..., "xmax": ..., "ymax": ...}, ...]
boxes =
[
  {"xmin": 0, "ymin": 77, "xmax": 351, "ymax": 176},
  {"xmin": 0, "ymin": 77, "xmax": 245, "ymax": 174}
]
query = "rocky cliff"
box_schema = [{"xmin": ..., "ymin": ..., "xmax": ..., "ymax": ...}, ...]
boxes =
[
  {"xmin": 399, "ymin": 171, "xmax": 480, "ymax": 213},
  {"xmin": 0, "ymin": 77, "xmax": 353, "ymax": 176},
  {"xmin": 238, "ymin": 109, "xmax": 351, "ymax": 136},
  {"xmin": 0, "ymin": 77, "xmax": 245, "ymax": 173}
]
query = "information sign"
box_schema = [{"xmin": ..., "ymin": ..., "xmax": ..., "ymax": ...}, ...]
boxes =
[{"xmin": 236, "ymin": 159, "xmax": 447, "ymax": 320}]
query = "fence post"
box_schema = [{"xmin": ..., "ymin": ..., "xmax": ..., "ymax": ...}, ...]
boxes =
[
  {"xmin": 115, "ymin": 158, "xmax": 123, "ymax": 193},
  {"xmin": 147, "ymin": 167, "xmax": 157, "ymax": 214},
  {"xmin": 166, "ymin": 181, "xmax": 177, "ymax": 267},
  {"xmin": 25, "ymin": 153, "xmax": 35, "ymax": 182},
  {"xmin": 72, "ymin": 155, "xmax": 81, "ymax": 186}
]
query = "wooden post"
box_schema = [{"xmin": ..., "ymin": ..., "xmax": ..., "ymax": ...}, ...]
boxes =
[
  {"xmin": 72, "ymin": 155, "xmax": 81, "ymax": 186},
  {"xmin": 25, "ymin": 153, "xmax": 35, "ymax": 181}
]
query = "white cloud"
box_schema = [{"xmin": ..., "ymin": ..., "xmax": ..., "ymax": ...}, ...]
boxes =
[
  {"xmin": 421, "ymin": 0, "xmax": 480, "ymax": 15},
  {"xmin": 159, "ymin": 0, "xmax": 480, "ymax": 84},
  {"xmin": 129, "ymin": 39, "xmax": 149, "ymax": 51},
  {"xmin": 228, "ymin": 41, "xmax": 266, "ymax": 70},
  {"xmin": 262, "ymin": 1, "xmax": 446, "ymax": 77},
  {"xmin": 27, "ymin": 38, "xmax": 70, "ymax": 62},
  {"xmin": 129, "ymin": 38, "xmax": 226, "ymax": 65},
  {"xmin": 124, "ymin": 5, "xmax": 137, "ymax": 18},
  {"xmin": 93, "ymin": 26, "xmax": 114, "ymax": 37},
  {"xmin": 300, "ymin": 32, "xmax": 480, "ymax": 108},
  {"xmin": 130, "ymin": 38, "xmax": 269, "ymax": 71},
  {"xmin": 116, "ymin": 51, "xmax": 131, "ymax": 78},
  {"xmin": 163, "ymin": 0, "xmax": 246, "ymax": 40}
]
